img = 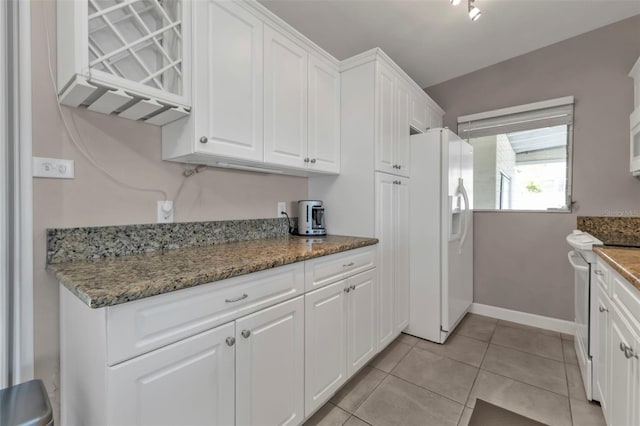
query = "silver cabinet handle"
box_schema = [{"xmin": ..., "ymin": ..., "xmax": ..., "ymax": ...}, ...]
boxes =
[
  {"xmin": 226, "ymin": 337, "xmax": 236, "ymax": 346},
  {"xmin": 624, "ymin": 346, "xmax": 638, "ymax": 359},
  {"xmin": 594, "ymin": 270, "xmax": 604, "ymax": 276},
  {"xmin": 310, "ymin": 158, "xmax": 316, "ymax": 163},
  {"xmin": 599, "ymin": 306, "xmax": 608, "ymax": 313},
  {"xmin": 350, "ymin": 284, "xmax": 356, "ymax": 291},
  {"xmin": 200, "ymin": 136, "xmax": 208, "ymax": 144},
  {"xmin": 620, "ymin": 342, "xmax": 628, "ymax": 352},
  {"xmin": 343, "ymin": 262, "xmax": 355, "ymax": 267},
  {"xmin": 397, "ymin": 165, "xmax": 402, "ymax": 169},
  {"xmin": 344, "ymin": 287, "xmax": 351, "ymax": 293},
  {"xmin": 304, "ymin": 157, "xmax": 310, "ymax": 163},
  {"xmin": 225, "ymin": 294, "xmax": 248, "ymax": 303},
  {"xmin": 241, "ymin": 329, "xmax": 251, "ymax": 338}
]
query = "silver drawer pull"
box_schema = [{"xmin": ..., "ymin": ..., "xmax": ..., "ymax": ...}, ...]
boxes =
[
  {"xmin": 344, "ymin": 287, "xmax": 350, "ymax": 293},
  {"xmin": 241, "ymin": 329, "xmax": 251, "ymax": 338},
  {"xmin": 599, "ymin": 306, "xmax": 608, "ymax": 313},
  {"xmin": 594, "ymin": 270, "xmax": 604, "ymax": 276},
  {"xmin": 343, "ymin": 262, "xmax": 355, "ymax": 267},
  {"xmin": 226, "ymin": 337, "xmax": 236, "ymax": 346},
  {"xmin": 350, "ymin": 284, "xmax": 356, "ymax": 291},
  {"xmin": 225, "ymin": 294, "xmax": 248, "ymax": 303},
  {"xmin": 620, "ymin": 342, "xmax": 628, "ymax": 352}
]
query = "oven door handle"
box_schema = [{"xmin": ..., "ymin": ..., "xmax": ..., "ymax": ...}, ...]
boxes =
[{"xmin": 568, "ymin": 251, "xmax": 589, "ymax": 272}]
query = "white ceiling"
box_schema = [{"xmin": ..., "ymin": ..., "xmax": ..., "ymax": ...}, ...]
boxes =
[{"xmin": 258, "ymin": 0, "xmax": 640, "ymax": 88}]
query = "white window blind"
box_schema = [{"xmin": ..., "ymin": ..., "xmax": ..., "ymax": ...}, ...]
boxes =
[{"xmin": 458, "ymin": 97, "xmax": 574, "ymax": 139}]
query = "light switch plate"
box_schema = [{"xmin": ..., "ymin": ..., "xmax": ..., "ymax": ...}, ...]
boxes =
[{"xmin": 33, "ymin": 157, "xmax": 75, "ymax": 179}]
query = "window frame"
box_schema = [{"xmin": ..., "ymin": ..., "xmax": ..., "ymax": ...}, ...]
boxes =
[{"xmin": 458, "ymin": 97, "xmax": 574, "ymax": 213}]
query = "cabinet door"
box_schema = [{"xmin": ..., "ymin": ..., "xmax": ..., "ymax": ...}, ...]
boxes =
[
  {"xmin": 375, "ymin": 172, "xmax": 396, "ymax": 348},
  {"xmin": 375, "ymin": 62, "xmax": 396, "ymax": 175},
  {"xmin": 410, "ymin": 91, "xmax": 429, "ymax": 132},
  {"xmin": 347, "ymin": 269, "xmax": 378, "ymax": 377},
  {"xmin": 395, "ymin": 81, "xmax": 411, "ymax": 177},
  {"xmin": 595, "ymin": 284, "xmax": 610, "ymax": 418},
  {"xmin": 308, "ymin": 54, "xmax": 340, "ymax": 174},
  {"xmin": 304, "ymin": 281, "xmax": 348, "ymax": 416},
  {"xmin": 609, "ymin": 305, "xmax": 639, "ymax": 426},
  {"xmin": 428, "ymin": 106, "xmax": 443, "ymax": 129},
  {"xmin": 394, "ymin": 177, "xmax": 410, "ymax": 334},
  {"xmin": 107, "ymin": 323, "xmax": 235, "ymax": 426},
  {"xmin": 236, "ymin": 296, "xmax": 305, "ymax": 426},
  {"xmin": 194, "ymin": 0, "xmax": 263, "ymax": 160},
  {"xmin": 264, "ymin": 26, "xmax": 309, "ymax": 169}
]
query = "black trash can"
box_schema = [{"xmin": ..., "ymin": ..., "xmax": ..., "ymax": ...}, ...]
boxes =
[{"xmin": 0, "ymin": 380, "xmax": 53, "ymax": 426}]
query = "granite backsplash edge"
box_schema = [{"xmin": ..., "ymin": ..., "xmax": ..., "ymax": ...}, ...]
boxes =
[
  {"xmin": 47, "ymin": 217, "xmax": 298, "ymax": 264},
  {"xmin": 577, "ymin": 216, "xmax": 640, "ymax": 247}
]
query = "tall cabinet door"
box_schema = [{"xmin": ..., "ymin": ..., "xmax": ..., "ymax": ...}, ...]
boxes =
[
  {"xmin": 375, "ymin": 172, "xmax": 396, "ymax": 348},
  {"xmin": 393, "ymin": 177, "xmax": 410, "ymax": 334},
  {"xmin": 194, "ymin": 0, "xmax": 263, "ymax": 161},
  {"xmin": 304, "ymin": 281, "xmax": 348, "ymax": 416},
  {"xmin": 395, "ymin": 81, "xmax": 411, "ymax": 177},
  {"xmin": 107, "ymin": 323, "xmax": 235, "ymax": 426},
  {"xmin": 236, "ymin": 296, "xmax": 305, "ymax": 426},
  {"xmin": 264, "ymin": 26, "xmax": 309, "ymax": 169},
  {"xmin": 375, "ymin": 62, "xmax": 396, "ymax": 175},
  {"xmin": 308, "ymin": 54, "xmax": 340, "ymax": 174},
  {"xmin": 347, "ymin": 269, "xmax": 378, "ymax": 377}
]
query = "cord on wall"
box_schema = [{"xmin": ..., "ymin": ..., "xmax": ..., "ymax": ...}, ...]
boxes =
[{"xmin": 42, "ymin": 1, "xmax": 169, "ymax": 201}]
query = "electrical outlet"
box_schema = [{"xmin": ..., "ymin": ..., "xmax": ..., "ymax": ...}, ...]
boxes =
[
  {"xmin": 32, "ymin": 157, "xmax": 75, "ymax": 179},
  {"xmin": 278, "ymin": 202, "xmax": 287, "ymax": 217},
  {"xmin": 157, "ymin": 200, "xmax": 174, "ymax": 223}
]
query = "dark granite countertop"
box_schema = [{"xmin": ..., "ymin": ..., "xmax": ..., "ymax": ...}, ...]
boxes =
[
  {"xmin": 594, "ymin": 246, "xmax": 640, "ymax": 291},
  {"xmin": 47, "ymin": 235, "xmax": 377, "ymax": 309}
]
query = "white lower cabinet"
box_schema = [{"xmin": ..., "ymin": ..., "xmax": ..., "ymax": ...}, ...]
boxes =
[
  {"xmin": 304, "ymin": 268, "xmax": 377, "ymax": 417},
  {"xmin": 594, "ymin": 256, "xmax": 640, "ymax": 426},
  {"xmin": 108, "ymin": 323, "xmax": 236, "ymax": 426},
  {"xmin": 236, "ymin": 296, "xmax": 305, "ymax": 426},
  {"xmin": 61, "ymin": 248, "xmax": 383, "ymax": 426}
]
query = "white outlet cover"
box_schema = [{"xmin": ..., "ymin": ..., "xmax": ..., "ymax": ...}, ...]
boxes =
[
  {"xmin": 278, "ymin": 202, "xmax": 286, "ymax": 217},
  {"xmin": 33, "ymin": 157, "xmax": 75, "ymax": 179},
  {"xmin": 157, "ymin": 200, "xmax": 174, "ymax": 223}
]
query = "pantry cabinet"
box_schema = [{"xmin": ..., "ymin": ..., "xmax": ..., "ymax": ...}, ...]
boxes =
[{"xmin": 375, "ymin": 172, "xmax": 409, "ymax": 347}]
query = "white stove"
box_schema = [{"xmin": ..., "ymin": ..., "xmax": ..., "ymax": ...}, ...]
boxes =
[{"xmin": 566, "ymin": 230, "xmax": 602, "ymax": 402}]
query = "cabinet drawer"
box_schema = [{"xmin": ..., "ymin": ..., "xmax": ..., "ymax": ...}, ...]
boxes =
[
  {"xmin": 594, "ymin": 258, "xmax": 611, "ymax": 296},
  {"xmin": 304, "ymin": 246, "xmax": 376, "ymax": 292},
  {"xmin": 106, "ymin": 263, "xmax": 304, "ymax": 365},
  {"xmin": 611, "ymin": 269, "xmax": 640, "ymax": 336}
]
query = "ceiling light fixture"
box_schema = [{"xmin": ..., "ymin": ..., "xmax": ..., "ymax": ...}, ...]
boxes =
[
  {"xmin": 468, "ymin": 0, "xmax": 482, "ymax": 21},
  {"xmin": 450, "ymin": 0, "xmax": 462, "ymax": 6}
]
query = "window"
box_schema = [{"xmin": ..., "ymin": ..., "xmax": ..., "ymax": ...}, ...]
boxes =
[{"xmin": 458, "ymin": 97, "xmax": 573, "ymax": 212}]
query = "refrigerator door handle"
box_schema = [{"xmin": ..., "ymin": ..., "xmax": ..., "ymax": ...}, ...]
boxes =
[{"xmin": 458, "ymin": 178, "xmax": 470, "ymax": 254}]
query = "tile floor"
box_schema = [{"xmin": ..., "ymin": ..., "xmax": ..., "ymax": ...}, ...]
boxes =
[{"xmin": 304, "ymin": 314, "xmax": 607, "ymax": 426}]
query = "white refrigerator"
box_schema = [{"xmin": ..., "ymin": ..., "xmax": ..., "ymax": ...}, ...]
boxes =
[{"xmin": 405, "ymin": 128, "xmax": 474, "ymax": 343}]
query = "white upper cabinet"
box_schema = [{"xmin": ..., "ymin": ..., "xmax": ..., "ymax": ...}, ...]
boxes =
[
  {"xmin": 193, "ymin": 0, "xmax": 264, "ymax": 161},
  {"xmin": 162, "ymin": 1, "xmax": 340, "ymax": 176},
  {"xmin": 57, "ymin": 0, "xmax": 191, "ymax": 125},
  {"xmin": 376, "ymin": 61, "xmax": 397, "ymax": 176},
  {"xmin": 308, "ymin": 54, "xmax": 341, "ymax": 174},
  {"xmin": 264, "ymin": 26, "xmax": 309, "ymax": 169},
  {"xmin": 395, "ymin": 81, "xmax": 411, "ymax": 177},
  {"xmin": 410, "ymin": 91, "xmax": 429, "ymax": 132}
]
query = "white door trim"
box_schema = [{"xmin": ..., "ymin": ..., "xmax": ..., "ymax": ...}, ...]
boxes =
[
  {"xmin": 0, "ymin": 0, "xmax": 34, "ymax": 388},
  {"xmin": 470, "ymin": 303, "xmax": 575, "ymax": 336}
]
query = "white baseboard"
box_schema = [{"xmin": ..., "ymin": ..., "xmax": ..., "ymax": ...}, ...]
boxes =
[{"xmin": 470, "ymin": 303, "xmax": 576, "ymax": 336}]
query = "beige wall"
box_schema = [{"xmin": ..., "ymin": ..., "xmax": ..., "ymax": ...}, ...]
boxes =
[
  {"xmin": 426, "ymin": 15, "xmax": 640, "ymax": 321},
  {"xmin": 31, "ymin": 0, "xmax": 307, "ymax": 404}
]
